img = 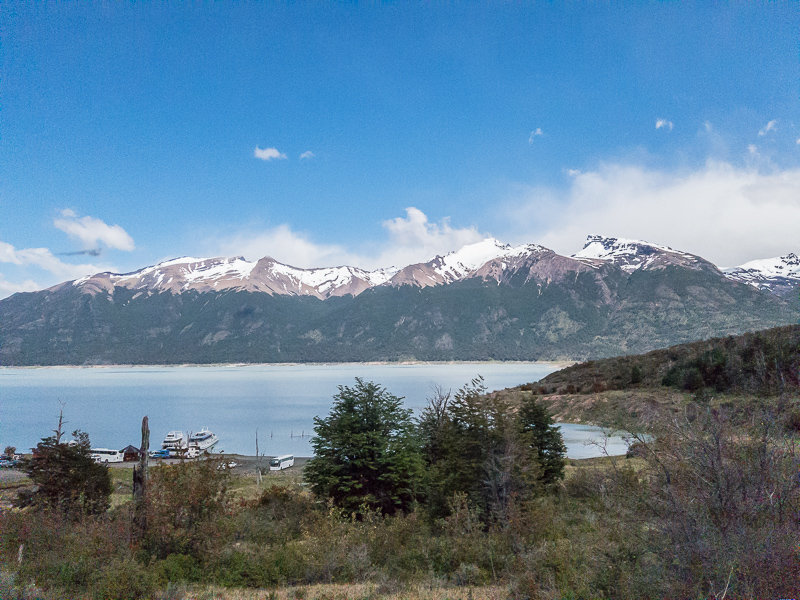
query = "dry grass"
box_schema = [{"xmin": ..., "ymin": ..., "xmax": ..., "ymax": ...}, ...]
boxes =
[{"xmin": 178, "ymin": 582, "xmax": 509, "ymax": 600}]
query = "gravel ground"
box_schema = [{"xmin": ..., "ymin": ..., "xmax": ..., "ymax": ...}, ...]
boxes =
[
  {"xmin": 110, "ymin": 454, "xmax": 311, "ymax": 475},
  {"xmin": 0, "ymin": 468, "xmax": 27, "ymax": 484}
]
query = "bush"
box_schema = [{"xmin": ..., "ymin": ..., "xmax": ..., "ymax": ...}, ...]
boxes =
[
  {"xmin": 92, "ymin": 558, "xmax": 156, "ymax": 600},
  {"xmin": 154, "ymin": 553, "xmax": 202, "ymax": 585},
  {"xmin": 17, "ymin": 430, "xmax": 111, "ymax": 517},
  {"xmin": 630, "ymin": 364, "xmax": 643, "ymax": 385},
  {"xmin": 144, "ymin": 458, "xmax": 230, "ymax": 559}
]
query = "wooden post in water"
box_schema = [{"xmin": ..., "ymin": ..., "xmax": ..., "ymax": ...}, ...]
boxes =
[{"xmin": 133, "ymin": 416, "xmax": 149, "ymax": 538}]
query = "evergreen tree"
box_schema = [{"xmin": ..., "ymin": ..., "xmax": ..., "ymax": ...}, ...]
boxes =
[
  {"xmin": 18, "ymin": 430, "xmax": 112, "ymax": 516},
  {"xmin": 420, "ymin": 377, "xmax": 541, "ymax": 521},
  {"xmin": 304, "ymin": 379, "xmax": 422, "ymax": 516},
  {"xmin": 518, "ymin": 396, "xmax": 566, "ymax": 486}
]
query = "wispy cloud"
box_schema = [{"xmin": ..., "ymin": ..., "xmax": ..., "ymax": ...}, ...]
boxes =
[
  {"xmin": 57, "ymin": 248, "xmax": 103, "ymax": 257},
  {"xmin": 655, "ymin": 119, "xmax": 673, "ymax": 131},
  {"xmin": 254, "ymin": 146, "xmax": 288, "ymax": 161},
  {"xmin": 528, "ymin": 128, "xmax": 543, "ymax": 143},
  {"xmin": 758, "ymin": 120, "xmax": 778, "ymax": 136},
  {"xmin": 748, "ymin": 144, "xmax": 759, "ymax": 156},
  {"xmin": 299, "ymin": 151, "xmax": 315, "ymax": 160},
  {"xmin": 54, "ymin": 210, "xmax": 135, "ymax": 251},
  {"xmin": 502, "ymin": 161, "xmax": 800, "ymax": 267},
  {"xmin": 703, "ymin": 121, "xmax": 713, "ymax": 132}
]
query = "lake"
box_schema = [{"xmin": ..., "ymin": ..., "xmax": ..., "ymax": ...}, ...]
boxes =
[{"xmin": 0, "ymin": 363, "xmax": 630, "ymax": 458}]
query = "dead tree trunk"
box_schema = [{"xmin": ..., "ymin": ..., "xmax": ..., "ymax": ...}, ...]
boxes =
[{"xmin": 133, "ymin": 416, "xmax": 149, "ymax": 539}]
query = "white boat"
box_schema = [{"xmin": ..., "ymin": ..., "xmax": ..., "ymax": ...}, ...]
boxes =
[
  {"xmin": 162, "ymin": 430, "xmax": 188, "ymax": 454},
  {"xmin": 188, "ymin": 428, "xmax": 219, "ymax": 452}
]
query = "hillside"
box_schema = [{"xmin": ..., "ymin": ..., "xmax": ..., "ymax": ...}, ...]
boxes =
[
  {"xmin": 1, "ymin": 237, "xmax": 798, "ymax": 366},
  {"xmin": 489, "ymin": 324, "xmax": 800, "ymax": 428}
]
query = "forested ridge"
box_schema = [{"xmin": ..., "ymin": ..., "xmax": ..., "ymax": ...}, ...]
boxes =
[{"xmin": 2, "ymin": 263, "xmax": 796, "ymax": 365}]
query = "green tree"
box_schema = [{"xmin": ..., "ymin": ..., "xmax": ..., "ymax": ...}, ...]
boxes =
[
  {"xmin": 518, "ymin": 395, "xmax": 566, "ymax": 486},
  {"xmin": 420, "ymin": 377, "xmax": 541, "ymax": 521},
  {"xmin": 304, "ymin": 379, "xmax": 422, "ymax": 516},
  {"xmin": 18, "ymin": 430, "xmax": 112, "ymax": 516}
]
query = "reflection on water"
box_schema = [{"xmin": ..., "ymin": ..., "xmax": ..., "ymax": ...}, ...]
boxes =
[
  {"xmin": 1, "ymin": 364, "xmax": 628, "ymax": 458},
  {"xmin": 557, "ymin": 423, "xmax": 630, "ymax": 459}
]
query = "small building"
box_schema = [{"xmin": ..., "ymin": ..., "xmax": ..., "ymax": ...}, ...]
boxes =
[{"xmin": 120, "ymin": 445, "xmax": 142, "ymax": 462}]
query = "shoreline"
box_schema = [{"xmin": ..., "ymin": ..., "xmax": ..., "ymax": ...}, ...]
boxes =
[{"xmin": 0, "ymin": 360, "xmax": 575, "ymax": 370}]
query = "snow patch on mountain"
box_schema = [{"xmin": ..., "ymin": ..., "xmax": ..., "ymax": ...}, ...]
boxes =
[
  {"xmin": 429, "ymin": 238, "xmax": 548, "ymax": 283},
  {"xmin": 266, "ymin": 261, "xmax": 398, "ymax": 296},
  {"xmin": 722, "ymin": 253, "xmax": 800, "ymax": 292},
  {"xmin": 572, "ymin": 235, "xmax": 699, "ymax": 273},
  {"xmin": 69, "ymin": 255, "xmax": 400, "ymax": 299}
]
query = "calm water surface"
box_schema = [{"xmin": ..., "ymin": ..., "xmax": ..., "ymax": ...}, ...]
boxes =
[{"xmin": 1, "ymin": 363, "xmax": 629, "ymax": 458}]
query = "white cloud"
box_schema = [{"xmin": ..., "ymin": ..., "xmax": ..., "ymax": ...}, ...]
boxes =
[
  {"xmin": 503, "ymin": 161, "xmax": 800, "ymax": 266},
  {"xmin": 0, "ymin": 240, "xmax": 106, "ymax": 277},
  {"xmin": 214, "ymin": 208, "xmax": 486, "ymax": 271},
  {"xmin": 528, "ymin": 128, "xmax": 543, "ymax": 143},
  {"xmin": 704, "ymin": 121, "xmax": 713, "ymax": 132},
  {"xmin": 254, "ymin": 146, "xmax": 287, "ymax": 161},
  {"xmin": 377, "ymin": 207, "xmax": 484, "ymax": 267},
  {"xmin": 299, "ymin": 151, "xmax": 315, "ymax": 160},
  {"xmin": 655, "ymin": 119, "xmax": 673, "ymax": 131},
  {"xmin": 758, "ymin": 120, "xmax": 778, "ymax": 136},
  {"xmin": 748, "ymin": 144, "xmax": 759, "ymax": 156},
  {"xmin": 218, "ymin": 225, "xmax": 353, "ymax": 269},
  {"xmin": 796, "ymin": 137, "xmax": 800, "ymax": 145},
  {"xmin": 54, "ymin": 210, "xmax": 135, "ymax": 251},
  {"xmin": 0, "ymin": 274, "xmax": 41, "ymax": 299}
]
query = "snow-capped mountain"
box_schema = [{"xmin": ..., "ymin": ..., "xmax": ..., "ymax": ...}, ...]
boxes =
[
  {"xmin": 8, "ymin": 233, "xmax": 796, "ymax": 366},
  {"xmin": 64, "ymin": 238, "xmax": 555, "ymax": 298},
  {"xmin": 722, "ymin": 253, "xmax": 800, "ymax": 294},
  {"xmin": 69, "ymin": 256, "xmax": 398, "ymax": 300},
  {"xmin": 55, "ymin": 235, "xmax": 798, "ymax": 301},
  {"xmin": 388, "ymin": 238, "xmax": 550, "ymax": 287},
  {"xmin": 572, "ymin": 235, "xmax": 707, "ymax": 273}
]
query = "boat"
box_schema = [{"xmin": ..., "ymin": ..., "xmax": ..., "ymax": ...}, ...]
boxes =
[
  {"xmin": 162, "ymin": 431, "xmax": 188, "ymax": 454},
  {"xmin": 188, "ymin": 428, "xmax": 219, "ymax": 452}
]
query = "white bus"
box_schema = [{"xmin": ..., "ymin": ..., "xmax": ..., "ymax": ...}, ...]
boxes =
[
  {"xmin": 269, "ymin": 454, "xmax": 294, "ymax": 471},
  {"xmin": 91, "ymin": 448, "xmax": 123, "ymax": 464}
]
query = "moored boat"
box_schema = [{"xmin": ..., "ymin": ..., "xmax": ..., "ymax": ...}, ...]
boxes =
[
  {"xmin": 162, "ymin": 430, "xmax": 188, "ymax": 454},
  {"xmin": 188, "ymin": 427, "xmax": 219, "ymax": 451}
]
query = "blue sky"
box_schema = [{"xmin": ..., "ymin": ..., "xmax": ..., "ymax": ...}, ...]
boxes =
[{"xmin": 2, "ymin": 2, "xmax": 799, "ymax": 297}]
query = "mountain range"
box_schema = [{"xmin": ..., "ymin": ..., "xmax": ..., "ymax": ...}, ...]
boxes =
[{"xmin": 1, "ymin": 235, "xmax": 797, "ymax": 365}]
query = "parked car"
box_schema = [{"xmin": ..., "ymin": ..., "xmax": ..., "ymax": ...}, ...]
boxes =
[{"xmin": 149, "ymin": 449, "xmax": 170, "ymax": 459}]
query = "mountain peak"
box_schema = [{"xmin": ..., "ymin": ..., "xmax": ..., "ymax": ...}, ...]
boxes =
[
  {"xmin": 572, "ymin": 235, "xmax": 699, "ymax": 273},
  {"xmin": 722, "ymin": 252, "xmax": 800, "ymax": 293}
]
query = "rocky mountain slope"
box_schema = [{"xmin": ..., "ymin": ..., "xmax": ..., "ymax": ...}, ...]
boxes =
[
  {"xmin": 1, "ymin": 236, "xmax": 797, "ymax": 365},
  {"xmin": 722, "ymin": 253, "xmax": 800, "ymax": 296}
]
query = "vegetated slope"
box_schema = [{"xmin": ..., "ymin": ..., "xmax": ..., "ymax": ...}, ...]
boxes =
[
  {"xmin": 1, "ymin": 250, "xmax": 796, "ymax": 366},
  {"xmin": 532, "ymin": 323, "xmax": 800, "ymax": 397}
]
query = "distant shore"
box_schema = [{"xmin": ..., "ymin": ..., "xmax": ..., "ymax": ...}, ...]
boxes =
[{"xmin": 1, "ymin": 360, "xmax": 575, "ymax": 370}]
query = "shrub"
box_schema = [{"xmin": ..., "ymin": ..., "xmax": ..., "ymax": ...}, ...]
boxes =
[
  {"xmin": 144, "ymin": 458, "xmax": 230, "ymax": 559},
  {"xmin": 17, "ymin": 430, "xmax": 111, "ymax": 517},
  {"xmin": 92, "ymin": 558, "xmax": 156, "ymax": 600},
  {"xmin": 154, "ymin": 553, "xmax": 202, "ymax": 585},
  {"xmin": 630, "ymin": 364, "xmax": 643, "ymax": 385}
]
